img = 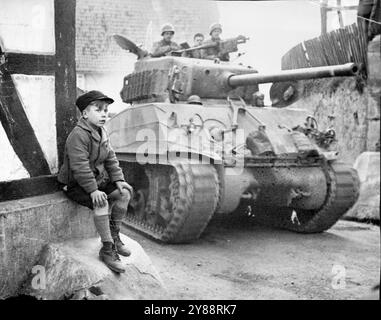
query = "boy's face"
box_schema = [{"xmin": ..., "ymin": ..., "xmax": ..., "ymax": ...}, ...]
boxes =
[
  {"xmin": 194, "ymin": 36, "xmax": 204, "ymax": 46},
  {"xmin": 82, "ymin": 100, "xmax": 109, "ymax": 128}
]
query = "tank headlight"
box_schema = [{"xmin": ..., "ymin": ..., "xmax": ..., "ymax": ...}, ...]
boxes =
[{"xmin": 187, "ymin": 122, "xmax": 196, "ymax": 133}]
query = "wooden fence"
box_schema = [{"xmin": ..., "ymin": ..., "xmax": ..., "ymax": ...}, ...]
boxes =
[{"xmin": 281, "ymin": 23, "xmax": 368, "ymax": 72}]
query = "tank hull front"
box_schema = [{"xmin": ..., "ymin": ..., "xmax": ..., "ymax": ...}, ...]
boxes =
[{"xmin": 106, "ymin": 102, "xmax": 359, "ymax": 242}]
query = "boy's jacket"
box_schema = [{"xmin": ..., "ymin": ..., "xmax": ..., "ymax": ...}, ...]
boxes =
[{"xmin": 57, "ymin": 117, "xmax": 125, "ymax": 193}]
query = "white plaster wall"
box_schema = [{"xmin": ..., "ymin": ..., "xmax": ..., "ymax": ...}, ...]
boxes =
[
  {"xmin": 12, "ymin": 74, "xmax": 58, "ymax": 173},
  {"xmin": 0, "ymin": 0, "xmax": 55, "ymax": 54},
  {"xmin": 0, "ymin": 123, "xmax": 30, "ymax": 181},
  {"xmin": 80, "ymin": 71, "xmax": 133, "ymax": 115}
]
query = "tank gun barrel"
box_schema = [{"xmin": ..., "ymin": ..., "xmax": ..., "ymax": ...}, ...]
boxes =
[
  {"xmin": 227, "ymin": 63, "xmax": 359, "ymax": 87},
  {"xmin": 172, "ymin": 42, "xmax": 218, "ymax": 55}
]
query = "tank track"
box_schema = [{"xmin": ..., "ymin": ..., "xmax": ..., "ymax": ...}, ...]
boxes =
[
  {"xmin": 123, "ymin": 163, "xmax": 220, "ymax": 243},
  {"xmin": 253, "ymin": 161, "xmax": 360, "ymax": 233}
]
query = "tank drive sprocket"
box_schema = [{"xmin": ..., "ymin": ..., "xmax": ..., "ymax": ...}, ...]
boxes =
[
  {"xmin": 252, "ymin": 161, "xmax": 360, "ymax": 233},
  {"xmin": 123, "ymin": 162, "xmax": 220, "ymax": 243}
]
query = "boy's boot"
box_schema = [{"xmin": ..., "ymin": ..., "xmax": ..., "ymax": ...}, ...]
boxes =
[
  {"xmin": 99, "ymin": 241, "xmax": 125, "ymax": 273},
  {"xmin": 110, "ymin": 217, "xmax": 131, "ymax": 257},
  {"xmin": 109, "ymin": 195, "xmax": 132, "ymax": 257}
]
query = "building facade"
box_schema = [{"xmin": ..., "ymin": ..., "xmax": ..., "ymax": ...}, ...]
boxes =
[{"xmin": 75, "ymin": 0, "xmax": 219, "ymax": 112}]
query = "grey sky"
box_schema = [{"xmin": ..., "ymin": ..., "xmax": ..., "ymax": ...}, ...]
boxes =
[{"xmin": 217, "ymin": 0, "xmax": 357, "ymax": 72}]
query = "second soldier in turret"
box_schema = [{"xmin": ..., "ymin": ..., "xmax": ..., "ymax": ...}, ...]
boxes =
[
  {"xmin": 151, "ymin": 23, "xmax": 181, "ymax": 58},
  {"xmin": 204, "ymin": 23, "xmax": 230, "ymax": 62}
]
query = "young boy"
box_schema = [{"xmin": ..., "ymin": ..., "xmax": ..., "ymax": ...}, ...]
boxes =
[{"xmin": 58, "ymin": 90, "xmax": 133, "ymax": 273}]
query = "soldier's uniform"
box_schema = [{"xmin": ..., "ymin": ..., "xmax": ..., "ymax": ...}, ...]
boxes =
[
  {"xmin": 203, "ymin": 39, "xmax": 230, "ymax": 61},
  {"xmin": 152, "ymin": 39, "xmax": 181, "ymax": 57},
  {"xmin": 151, "ymin": 23, "xmax": 181, "ymax": 57}
]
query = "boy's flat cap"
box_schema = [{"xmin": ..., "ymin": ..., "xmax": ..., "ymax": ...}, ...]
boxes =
[{"xmin": 76, "ymin": 90, "xmax": 114, "ymax": 112}]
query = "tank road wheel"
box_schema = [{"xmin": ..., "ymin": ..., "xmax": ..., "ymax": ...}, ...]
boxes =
[
  {"xmin": 254, "ymin": 162, "xmax": 360, "ymax": 233},
  {"xmin": 124, "ymin": 163, "xmax": 220, "ymax": 243}
]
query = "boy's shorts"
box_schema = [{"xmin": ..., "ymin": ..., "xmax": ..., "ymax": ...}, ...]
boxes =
[{"xmin": 64, "ymin": 182, "xmax": 118, "ymax": 210}]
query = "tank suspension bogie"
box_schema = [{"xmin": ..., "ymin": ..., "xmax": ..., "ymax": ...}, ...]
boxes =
[{"xmin": 123, "ymin": 162, "xmax": 220, "ymax": 243}]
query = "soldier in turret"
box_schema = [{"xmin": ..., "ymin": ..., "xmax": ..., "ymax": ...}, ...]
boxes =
[
  {"xmin": 203, "ymin": 23, "xmax": 230, "ymax": 62},
  {"xmin": 151, "ymin": 23, "xmax": 181, "ymax": 57},
  {"xmin": 203, "ymin": 23, "xmax": 247, "ymax": 62},
  {"xmin": 185, "ymin": 33, "xmax": 206, "ymax": 59}
]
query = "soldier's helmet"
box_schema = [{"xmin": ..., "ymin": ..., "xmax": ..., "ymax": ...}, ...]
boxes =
[
  {"xmin": 252, "ymin": 91, "xmax": 265, "ymax": 107},
  {"xmin": 209, "ymin": 23, "xmax": 222, "ymax": 35},
  {"xmin": 161, "ymin": 23, "xmax": 175, "ymax": 36},
  {"xmin": 187, "ymin": 95, "xmax": 203, "ymax": 105}
]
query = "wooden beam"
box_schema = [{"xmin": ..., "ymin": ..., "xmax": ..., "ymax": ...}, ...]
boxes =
[
  {"xmin": 337, "ymin": 0, "xmax": 344, "ymax": 29},
  {"xmin": 325, "ymin": 5, "xmax": 358, "ymax": 11},
  {"xmin": 5, "ymin": 53, "xmax": 55, "ymax": 75},
  {"xmin": 54, "ymin": 0, "xmax": 77, "ymax": 168},
  {"xmin": 0, "ymin": 65, "xmax": 51, "ymax": 177},
  {"xmin": 0, "ymin": 175, "xmax": 60, "ymax": 202},
  {"xmin": 321, "ymin": 0, "xmax": 328, "ymax": 35}
]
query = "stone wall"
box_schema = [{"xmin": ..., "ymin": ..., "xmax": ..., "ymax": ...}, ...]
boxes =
[
  {"xmin": 290, "ymin": 35, "xmax": 380, "ymax": 165},
  {"xmin": 290, "ymin": 76, "xmax": 379, "ymax": 165},
  {"xmin": 0, "ymin": 193, "xmax": 97, "ymax": 298}
]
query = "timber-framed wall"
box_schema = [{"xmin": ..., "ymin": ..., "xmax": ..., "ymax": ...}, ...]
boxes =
[{"xmin": 0, "ymin": 0, "xmax": 77, "ymax": 202}]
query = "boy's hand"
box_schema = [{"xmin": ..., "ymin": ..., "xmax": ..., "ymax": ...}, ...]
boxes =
[
  {"xmin": 90, "ymin": 190, "xmax": 108, "ymax": 208},
  {"xmin": 115, "ymin": 181, "xmax": 133, "ymax": 197}
]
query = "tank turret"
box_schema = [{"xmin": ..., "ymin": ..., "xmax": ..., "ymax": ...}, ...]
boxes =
[
  {"xmin": 120, "ymin": 56, "xmax": 260, "ymax": 104},
  {"xmin": 120, "ymin": 55, "xmax": 358, "ymax": 105}
]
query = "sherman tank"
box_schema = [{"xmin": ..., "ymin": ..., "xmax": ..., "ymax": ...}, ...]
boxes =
[{"xmin": 106, "ymin": 36, "xmax": 360, "ymax": 243}]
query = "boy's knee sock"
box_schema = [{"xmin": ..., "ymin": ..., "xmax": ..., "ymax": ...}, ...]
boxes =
[
  {"xmin": 110, "ymin": 198, "xmax": 128, "ymax": 238},
  {"xmin": 110, "ymin": 209, "xmax": 124, "ymax": 238},
  {"xmin": 93, "ymin": 207, "xmax": 113, "ymax": 243}
]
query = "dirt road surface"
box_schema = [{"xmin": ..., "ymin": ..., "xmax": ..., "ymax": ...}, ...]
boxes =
[{"xmin": 122, "ymin": 216, "xmax": 380, "ymax": 300}]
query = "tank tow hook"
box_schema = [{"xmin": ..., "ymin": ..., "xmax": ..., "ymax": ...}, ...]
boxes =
[{"xmin": 241, "ymin": 189, "xmax": 259, "ymax": 218}]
